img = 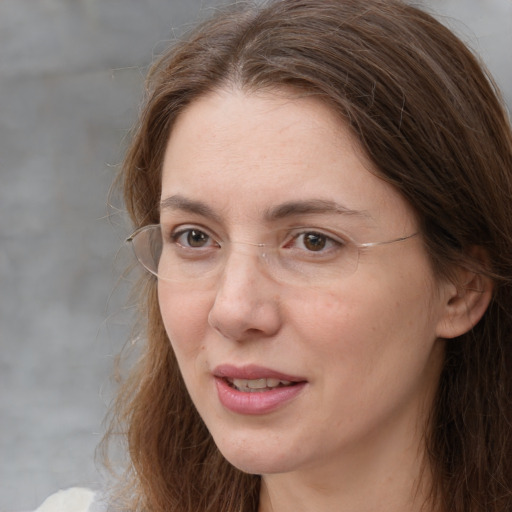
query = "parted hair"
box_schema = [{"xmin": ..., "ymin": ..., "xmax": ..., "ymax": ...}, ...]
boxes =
[{"xmin": 106, "ymin": 1, "xmax": 512, "ymax": 511}]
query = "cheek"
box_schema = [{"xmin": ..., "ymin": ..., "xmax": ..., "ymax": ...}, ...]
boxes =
[
  {"xmin": 290, "ymin": 281, "xmax": 391, "ymax": 343},
  {"xmin": 288, "ymin": 276, "xmax": 443, "ymax": 435},
  {"xmin": 158, "ymin": 284, "xmax": 210, "ymax": 359},
  {"xmin": 288, "ymin": 270, "xmax": 439, "ymax": 371}
]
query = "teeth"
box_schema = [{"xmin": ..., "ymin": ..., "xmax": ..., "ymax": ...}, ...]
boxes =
[
  {"xmin": 266, "ymin": 378, "xmax": 281, "ymax": 388},
  {"xmin": 230, "ymin": 378, "xmax": 293, "ymax": 392}
]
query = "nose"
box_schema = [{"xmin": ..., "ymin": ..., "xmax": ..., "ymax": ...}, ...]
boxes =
[{"xmin": 207, "ymin": 248, "xmax": 282, "ymax": 341}]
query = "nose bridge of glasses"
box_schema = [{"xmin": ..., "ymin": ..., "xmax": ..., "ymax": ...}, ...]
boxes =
[
  {"xmin": 223, "ymin": 239, "xmax": 273, "ymax": 267},
  {"xmin": 229, "ymin": 238, "xmax": 266, "ymax": 249},
  {"xmin": 195, "ymin": 239, "xmax": 274, "ymax": 289}
]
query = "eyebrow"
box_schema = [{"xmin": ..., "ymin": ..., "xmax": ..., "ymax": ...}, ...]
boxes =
[
  {"xmin": 264, "ymin": 199, "xmax": 371, "ymax": 221},
  {"xmin": 160, "ymin": 195, "xmax": 370, "ymax": 223},
  {"xmin": 160, "ymin": 195, "xmax": 223, "ymax": 223}
]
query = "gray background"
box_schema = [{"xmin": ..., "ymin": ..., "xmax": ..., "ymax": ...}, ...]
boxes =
[{"xmin": 0, "ymin": 1, "xmax": 510, "ymax": 511}]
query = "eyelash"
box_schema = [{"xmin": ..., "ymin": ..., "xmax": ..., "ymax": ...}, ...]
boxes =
[
  {"xmin": 167, "ymin": 226, "xmax": 346, "ymax": 254},
  {"xmin": 286, "ymin": 231, "xmax": 344, "ymax": 253},
  {"xmin": 170, "ymin": 227, "xmax": 219, "ymax": 249}
]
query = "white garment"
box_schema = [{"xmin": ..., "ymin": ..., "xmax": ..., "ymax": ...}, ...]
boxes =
[{"xmin": 34, "ymin": 488, "xmax": 96, "ymax": 512}]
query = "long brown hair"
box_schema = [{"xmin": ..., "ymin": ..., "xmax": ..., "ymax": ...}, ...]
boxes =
[{"xmin": 106, "ymin": 1, "xmax": 512, "ymax": 511}]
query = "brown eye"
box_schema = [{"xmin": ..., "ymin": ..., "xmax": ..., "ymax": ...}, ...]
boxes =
[
  {"xmin": 172, "ymin": 228, "xmax": 214, "ymax": 249},
  {"xmin": 186, "ymin": 229, "xmax": 209, "ymax": 247},
  {"xmin": 303, "ymin": 232, "xmax": 327, "ymax": 251}
]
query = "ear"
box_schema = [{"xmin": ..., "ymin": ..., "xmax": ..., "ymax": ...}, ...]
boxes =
[{"xmin": 435, "ymin": 248, "xmax": 494, "ymax": 339}]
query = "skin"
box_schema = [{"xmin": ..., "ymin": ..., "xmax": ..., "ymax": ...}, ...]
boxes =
[{"xmin": 157, "ymin": 88, "xmax": 458, "ymax": 512}]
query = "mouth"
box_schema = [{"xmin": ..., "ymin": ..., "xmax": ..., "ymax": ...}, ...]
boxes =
[{"xmin": 212, "ymin": 364, "xmax": 307, "ymax": 414}]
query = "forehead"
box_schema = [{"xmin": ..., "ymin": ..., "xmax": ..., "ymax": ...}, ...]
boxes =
[{"xmin": 160, "ymin": 88, "xmax": 413, "ymax": 231}]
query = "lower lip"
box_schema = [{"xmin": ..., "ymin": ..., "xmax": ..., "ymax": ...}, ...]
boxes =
[{"xmin": 215, "ymin": 378, "xmax": 307, "ymax": 415}]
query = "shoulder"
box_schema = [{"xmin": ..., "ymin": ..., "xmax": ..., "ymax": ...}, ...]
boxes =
[{"xmin": 34, "ymin": 488, "xmax": 98, "ymax": 512}]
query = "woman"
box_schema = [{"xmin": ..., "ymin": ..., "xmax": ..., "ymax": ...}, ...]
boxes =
[{"xmin": 36, "ymin": 0, "xmax": 512, "ymax": 511}]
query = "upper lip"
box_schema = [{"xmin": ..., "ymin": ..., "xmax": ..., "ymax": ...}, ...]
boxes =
[{"xmin": 213, "ymin": 364, "xmax": 306, "ymax": 382}]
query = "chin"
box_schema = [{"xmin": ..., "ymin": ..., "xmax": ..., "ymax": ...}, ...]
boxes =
[
  {"xmin": 224, "ymin": 455, "xmax": 294, "ymax": 476},
  {"xmin": 213, "ymin": 436, "xmax": 301, "ymax": 475}
]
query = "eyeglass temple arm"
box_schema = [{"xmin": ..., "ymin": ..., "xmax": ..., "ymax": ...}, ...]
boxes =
[{"xmin": 358, "ymin": 232, "xmax": 418, "ymax": 249}]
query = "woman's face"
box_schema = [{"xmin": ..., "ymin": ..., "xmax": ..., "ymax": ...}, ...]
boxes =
[{"xmin": 158, "ymin": 89, "xmax": 450, "ymax": 477}]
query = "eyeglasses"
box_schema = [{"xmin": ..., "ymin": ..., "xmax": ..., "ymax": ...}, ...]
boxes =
[{"xmin": 126, "ymin": 224, "xmax": 418, "ymax": 287}]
